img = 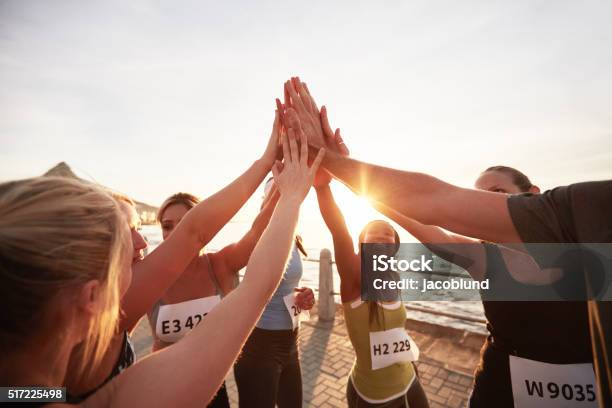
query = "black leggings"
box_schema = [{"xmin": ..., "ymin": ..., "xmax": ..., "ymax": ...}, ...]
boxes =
[
  {"xmin": 346, "ymin": 376, "xmax": 429, "ymax": 408},
  {"xmin": 234, "ymin": 327, "xmax": 302, "ymax": 408}
]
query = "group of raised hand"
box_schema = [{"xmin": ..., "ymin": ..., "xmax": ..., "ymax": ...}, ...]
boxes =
[
  {"xmin": 3, "ymin": 68, "xmax": 609, "ymax": 408},
  {"xmin": 267, "ymin": 77, "xmax": 351, "ymax": 196},
  {"xmin": 277, "ymin": 77, "xmax": 348, "ymax": 154}
]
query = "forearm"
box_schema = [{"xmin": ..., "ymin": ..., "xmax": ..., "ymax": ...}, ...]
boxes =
[
  {"xmin": 216, "ymin": 190, "xmax": 279, "ymax": 273},
  {"xmin": 314, "ymin": 185, "xmax": 351, "ymax": 240},
  {"xmin": 93, "ymin": 199, "xmax": 300, "ymax": 408},
  {"xmin": 314, "ymin": 185, "xmax": 359, "ymax": 292},
  {"xmin": 241, "ymin": 198, "xmax": 300, "ymax": 289},
  {"xmin": 373, "ymin": 202, "xmax": 475, "ymax": 245},
  {"xmin": 312, "ymin": 146, "xmax": 520, "ymax": 243},
  {"xmin": 183, "ymin": 158, "xmax": 271, "ymax": 246},
  {"xmin": 374, "ymin": 202, "xmax": 480, "ymax": 271},
  {"xmin": 121, "ymin": 159, "xmax": 270, "ymax": 331}
]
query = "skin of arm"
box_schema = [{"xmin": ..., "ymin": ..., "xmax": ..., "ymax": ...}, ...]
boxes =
[
  {"xmin": 84, "ymin": 198, "xmax": 301, "ymax": 408},
  {"xmin": 121, "ymin": 113, "xmax": 282, "ymax": 333},
  {"xmin": 314, "ymin": 183, "xmax": 360, "ymax": 302},
  {"xmin": 281, "ymin": 76, "xmax": 521, "ymax": 244},
  {"xmin": 209, "ymin": 188, "xmax": 281, "ymax": 291},
  {"xmin": 146, "ymin": 190, "xmax": 281, "ymax": 352},
  {"xmin": 316, "ymin": 148, "xmax": 521, "ymax": 244},
  {"xmin": 81, "ymin": 116, "xmax": 325, "ymax": 408},
  {"xmin": 66, "ymin": 114, "xmax": 284, "ymax": 397},
  {"xmin": 372, "ymin": 201, "xmax": 486, "ymax": 281},
  {"xmin": 283, "ymin": 78, "xmax": 551, "ymax": 279},
  {"xmin": 212, "ymin": 191, "xmax": 317, "ymax": 309},
  {"xmin": 374, "ymin": 201, "xmax": 554, "ymax": 285}
]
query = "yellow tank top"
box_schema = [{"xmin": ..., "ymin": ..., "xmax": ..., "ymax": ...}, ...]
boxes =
[{"xmin": 343, "ymin": 299, "xmax": 416, "ymax": 403}]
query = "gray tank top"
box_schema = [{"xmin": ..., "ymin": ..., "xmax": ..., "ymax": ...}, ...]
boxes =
[{"xmin": 149, "ymin": 255, "xmax": 224, "ymax": 345}]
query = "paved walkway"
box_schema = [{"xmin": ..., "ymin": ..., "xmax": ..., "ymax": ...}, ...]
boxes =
[{"xmin": 133, "ymin": 306, "xmax": 482, "ymax": 407}]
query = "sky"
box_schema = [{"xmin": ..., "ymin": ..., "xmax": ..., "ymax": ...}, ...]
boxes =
[{"xmin": 1, "ymin": 0, "xmax": 611, "ymax": 249}]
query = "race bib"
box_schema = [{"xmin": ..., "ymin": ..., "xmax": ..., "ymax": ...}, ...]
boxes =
[
  {"xmin": 156, "ymin": 295, "xmax": 221, "ymax": 343},
  {"xmin": 369, "ymin": 327, "xmax": 419, "ymax": 370},
  {"xmin": 283, "ymin": 292, "xmax": 310, "ymax": 330},
  {"xmin": 509, "ymin": 355, "xmax": 598, "ymax": 408}
]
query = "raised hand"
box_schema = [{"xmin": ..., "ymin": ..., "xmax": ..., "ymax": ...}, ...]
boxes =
[
  {"xmin": 281, "ymin": 77, "xmax": 349, "ymax": 157},
  {"xmin": 272, "ymin": 124, "xmax": 326, "ymax": 203},
  {"xmin": 283, "ymin": 78, "xmax": 328, "ymax": 149},
  {"xmin": 313, "ymin": 125, "xmax": 349, "ymax": 188},
  {"xmin": 260, "ymin": 110, "xmax": 283, "ymax": 167},
  {"xmin": 321, "ymin": 106, "xmax": 349, "ymax": 156}
]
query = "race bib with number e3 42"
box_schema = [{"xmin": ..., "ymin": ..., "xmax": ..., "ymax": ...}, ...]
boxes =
[
  {"xmin": 369, "ymin": 327, "xmax": 419, "ymax": 370},
  {"xmin": 283, "ymin": 292, "xmax": 310, "ymax": 330},
  {"xmin": 509, "ymin": 355, "xmax": 598, "ymax": 408},
  {"xmin": 156, "ymin": 295, "xmax": 221, "ymax": 343}
]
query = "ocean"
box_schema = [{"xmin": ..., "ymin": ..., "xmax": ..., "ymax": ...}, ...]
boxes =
[{"xmin": 141, "ymin": 224, "xmax": 487, "ymax": 334}]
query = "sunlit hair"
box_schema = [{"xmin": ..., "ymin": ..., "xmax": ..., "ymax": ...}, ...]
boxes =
[
  {"xmin": 111, "ymin": 191, "xmax": 141, "ymax": 229},
  {"xmin": 157, "ymin": 192, "xmax": 200, "ymax": 223},
  {"xmin": 110, "ymin": 191, "xmax": 135, "ymax": 207},
  {"xmin": 484, "ymin": 165, "xmax": 533, "ymax": 193},
  {"xmin": 0, "ymin": 177, "xmax": 130, "ymax": 378}
]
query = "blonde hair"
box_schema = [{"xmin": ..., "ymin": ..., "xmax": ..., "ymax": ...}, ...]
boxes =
[
  {"xmin": 0, "ymin": 177, "xmax": 129, "ymax": 378},
  {"xmin": 111, "ymin": 190, "xmax": 136, "ymax": 207}
]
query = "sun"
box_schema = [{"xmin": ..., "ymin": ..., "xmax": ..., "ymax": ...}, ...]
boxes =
[
  {"xmin": 331, "ymin": 184, "xmax": 384, "ymax": 240},
  {"xmin": 299, "ymin": 182, "xmax": 413, "ymax": 254}
]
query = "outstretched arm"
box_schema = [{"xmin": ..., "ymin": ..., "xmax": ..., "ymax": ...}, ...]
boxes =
[
  {"xmin": 281, "ymin": 77, "xmax": 521, "ymax": 244},
  {"xmin": 84, "ymin": 116, "xmax": 326, "ymax": 408},
  {"xmin": 372, "ymin": 201, "xmax": 486, "ymax": 280},
  {"xmin": 121, "ymin": 112, "xmax": 282, "ymax": 332},
  {"xmin": 314, "ymin": 176, "xmax": 360, "ymax": 301},
  {"xmin": 209, "ymin": 187, "xmax": 281, "ymax": 289},
  {"xmin": 318, "ymin": 148, "xmax": 520, "ymax": 244},
  {"xmin": 373, "ymin": 202, "xmax": 555, "ymax": 285}
]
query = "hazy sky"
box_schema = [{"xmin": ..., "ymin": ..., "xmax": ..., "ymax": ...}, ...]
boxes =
[{"xmin": 1, "ymin": 0, "xmax": 611, "ymax": 247}]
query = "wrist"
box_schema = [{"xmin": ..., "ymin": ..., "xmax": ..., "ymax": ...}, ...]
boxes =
[
  {"xmin": 254, "ymin": 157, "xmax": 272, "ymax": 172},
  {"xmin": 277, "ymin": 194, "xmax": 303, "ymax": 209}
]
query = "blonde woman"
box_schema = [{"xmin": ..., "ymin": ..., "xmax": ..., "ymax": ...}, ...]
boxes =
[
  {"xmin": 0, "ymin": 124, "xmax": 325, "ymax": 406},
  {"xmin": 63, "ymin": 112, "xmax": 283, "ymax": 401}
]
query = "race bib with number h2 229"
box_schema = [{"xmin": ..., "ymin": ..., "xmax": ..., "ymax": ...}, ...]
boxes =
[{"xmin": 369, "ymin": 327, "xmax": 419, "ymax": 370}]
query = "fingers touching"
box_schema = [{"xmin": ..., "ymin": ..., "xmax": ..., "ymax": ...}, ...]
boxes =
[{"xmin": 335, "ymin": 129, "xmax": 349, "ymax": 156}]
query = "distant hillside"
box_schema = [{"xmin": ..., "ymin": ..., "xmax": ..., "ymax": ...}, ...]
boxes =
[{"xmin": 43, "ymin": 162, "xmax": 158, "ymax": 224}]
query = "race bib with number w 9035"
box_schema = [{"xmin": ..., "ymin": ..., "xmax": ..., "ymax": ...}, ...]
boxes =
[
  {"xmin": 509, "ymin": 355, "xmax": 598, "ymax": 408},
  {"xmin": 283, "ymin": 293, "xmax": 310, "ymax": 330},
  {"xmin": 369, "ymin": 328, "xmax": 419, "ymax": 370}
]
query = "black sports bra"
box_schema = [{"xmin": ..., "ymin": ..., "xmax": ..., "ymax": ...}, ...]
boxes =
[{"xmin": 66, "ymin": 330, "xmax": 135, "ymax": 403}]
